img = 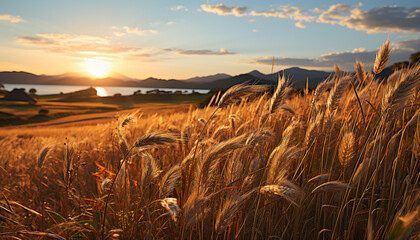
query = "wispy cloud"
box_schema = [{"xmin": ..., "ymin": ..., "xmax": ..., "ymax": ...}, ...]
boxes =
[
  {"xmin": 17, "ymin": 33, "xmax": 235, "ymax": 61},
  {"xmin": 246, "ymin": 39, "xmax": 419, "ymax": 71},
  {"xmin": 17, "ymin": 33, "xmax": 146, "ymax": 58},
  {"xmin": 200, "ymin": 4, "xmax": 247, "ymax": 16},
  {"xmin": 165, "ymin": 47, "xmax": 235, "ymax": 56},
  {"xmin": 295, "ymin": 22, "xmax": 306, "ymax": 29},
  {"xmin": 112, "ymin": 26, "xmax": 157, "ymax": 36},
  {"xmin": 250, "ymin": 5, "xmax": 315, "ymax": 22},
  {"xmin": 171, "ymin": 5, "xmax": 188, "ymax": 11},
  {"xmin": 0, "ymin": 14, "xmax": 23, "ymax": 23}
]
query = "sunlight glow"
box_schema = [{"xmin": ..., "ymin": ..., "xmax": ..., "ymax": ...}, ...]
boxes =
[
  {"xmin": 82, "ymin": 59, "xmax": 111, "ymax": 78},
  {"xmin": 95, "ymin": 87, "xmax": 107, "ymax": 97}
]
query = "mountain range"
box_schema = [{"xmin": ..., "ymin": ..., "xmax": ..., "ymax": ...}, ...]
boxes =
[{"xmin": 0, "ymin": 67, "xmax": 393, "ymax": 90}]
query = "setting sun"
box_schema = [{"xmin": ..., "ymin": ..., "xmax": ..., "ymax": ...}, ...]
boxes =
[{"xmin": 82, "ymin": 59, "xmax": 111, "ymax": 78}]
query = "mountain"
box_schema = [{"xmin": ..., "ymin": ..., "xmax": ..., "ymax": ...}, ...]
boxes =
[
  {"xmin": 248, "ymin": 67, "xmax": 333, "ymax": 89},
  {"xmin": 248, "ymin": 70, "xmax": 277, "ymax": 82},
  {"xmin": 0, "ymin": 71, "xmax": 41, "ymax": 84},
  {"xmin": 184, "ymin": 73, "xmax": 231, "ymax": 83},
  {"xmin": 0, "ymin": 67, "xmax": 395, "ymax": 91},
  {"xmin": 136, "ymin": 77, "xmax": 200, "ymax": 88}
]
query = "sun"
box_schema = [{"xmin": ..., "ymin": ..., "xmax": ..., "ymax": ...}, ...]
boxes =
[{"xmin": 82, "ymin": 59, "xmax": 111, "ymax": 78}]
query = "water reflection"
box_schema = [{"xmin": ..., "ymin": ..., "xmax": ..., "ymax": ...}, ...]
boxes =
[{"xmin": 95, "ymin": 87, "xmax": 107, "ymax": 97}]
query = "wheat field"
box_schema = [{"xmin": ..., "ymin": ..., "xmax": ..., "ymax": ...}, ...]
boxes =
[{"xmin": 0, "ymin": 41, "xmax": 419, "ymax": 239}]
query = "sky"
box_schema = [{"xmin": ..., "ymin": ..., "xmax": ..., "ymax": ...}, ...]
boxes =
[{"xmin": 0, "ymin": 0, "xmax": 419, "ymax": 79}]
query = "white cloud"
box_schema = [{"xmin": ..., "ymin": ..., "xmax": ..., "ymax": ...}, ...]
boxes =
[
  {"xmin": 200, "ymin": 4, "xmax": 247, "ymax": 16},
  {"xmin": 0, "ymin": 14, "xmax": 23, "ymax": 23},
  {"xmin": 171, "ymin": 5, "xmax": 188, "ymax": 11},
  {"xmin": 252, "ymin": 29, "xmax": 258, "ymax": 32},
  {"xmin": 295, "ymin": 22, "xmax": 306, "ymax": 29},
  {"xmin": 248, "ymin": 19, "xmax": 256, "ymax": 22},
  {"xmin": 167, "ymin": 21, "xmax": 175, "ymax": 25}
]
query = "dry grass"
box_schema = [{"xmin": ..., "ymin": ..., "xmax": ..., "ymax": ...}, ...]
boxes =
[{"xmin": 0, "ymin": 41, "xmax": 419, "ymax": 239}]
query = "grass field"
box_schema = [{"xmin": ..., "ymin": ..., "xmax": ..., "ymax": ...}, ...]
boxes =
[
  {"xmin": 0, "ymin": 93, "xmax": 208, "ymax": 127},
  {"xmin": 0, "ymin": 41, "xmax": 419, "ymax": 239}
]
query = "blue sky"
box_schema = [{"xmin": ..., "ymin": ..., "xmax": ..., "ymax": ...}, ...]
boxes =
[{"xmin": 0, "ymin": 0, "xmax": 419, "ymax": 79}]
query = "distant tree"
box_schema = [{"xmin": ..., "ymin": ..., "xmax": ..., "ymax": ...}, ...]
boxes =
[
  {"xmin": 391, "ymin": 61, "xmax": 409, "ymax": 70},
  {"xmin": 410, "ymin": 52, "xmax": 420, "ymax": 64},
  {"xmin": 0, "ymin": 83, "xmax": 4, "ymax": 89},
  {"xmin": 29, "ymin": 88, "xmax": 37, "ymax": 95},
  {"xmin": 133, "ymin": 90, "xmax": 142, "ymax": 95},
  {"xmin": 114, "ymin": 93, "xmax": 122, "ymax": 97}
]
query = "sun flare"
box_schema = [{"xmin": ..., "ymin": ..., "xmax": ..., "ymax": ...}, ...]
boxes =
[
  {"xmin": 82, "ymin": 59, "xmax": 111, "ymax": 78},
  {"xmin": 95, "ymin": 87, "xmax": 107, "ymax": 97}
]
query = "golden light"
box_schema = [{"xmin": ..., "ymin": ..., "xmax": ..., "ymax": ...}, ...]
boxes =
[
  {"xmin": 82, "ymin": 59, "xmax": 111, "ymax": 78},
  {"xmin": 95, "ymin": 87, "xmax": 107, "ymax": 97}
]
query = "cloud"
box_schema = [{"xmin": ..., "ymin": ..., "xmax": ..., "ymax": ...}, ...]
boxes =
[
  {"xmin": 0, "ymin": 14, "xmax": 23, "ymax": 23},
  {"xmin": 171, "ymin": 5, "xmax": 188, "ymax": 11},
  {"xmin": 198, "ymin": 3, "xmax": 420, "ymax": 33},
  {"xmin": 252, "ymin": 29, "xmax": 258, "ymax": 32},
  {"xmin": 247, "ymin": 39, "xmax": 418, "ymax": 71},
  {"xmin": 295, "ymin": 22, "xmax": 306, "ymax": 29},
  {"xmin": 352, "ymin": 48, "xmax": 367, "ymax": 53},
  {"xmin": 17, "ymin": 33, "xmax": 236, "ymax": 62},
  {"xmin": 112, "ymin": 26, "xmax": 157, "ymax": 36},
  {"xmin": 317, "ymin": 3, "xmax": 360, "ymax": 24},
  {"xmin": 393, "ymin": 38, "xmax": 420, "ymax": 51},
  {"xmin": 317, "ymin": 4, "xmax": 420, "ymax": 33},
  {"xmin": 248, "ymin": 19, "xmax": 256, "ymax": 22},
  {"xmin": 17, "ymin": 33, "xmax": 146, "ymax": 58},
  {"xmin": 200, "ymin": 4, "xmax": 247, "ymax": 16},
  {"xmin": 167, "ymin": 21, "xmax": 175, "ymax": 25},
  {"xmin": 165, "ymin": 47, "xmax": 235, "ymax": 55}
]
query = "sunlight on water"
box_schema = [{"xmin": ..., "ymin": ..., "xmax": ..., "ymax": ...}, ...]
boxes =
[{"xmin": 95, "ymin": 87, "xmax": 107, "ymax": 97}]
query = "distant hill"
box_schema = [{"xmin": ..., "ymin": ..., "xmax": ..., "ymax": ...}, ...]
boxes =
[
  {"xmin": 248, "ymin": 67, "xmax": 333, "ymax": 89},
  {"xmin": 0, "ymin": 67, "xmax": 395, "ymax": 90},
  {"xmin": 184, "ymin": 73, "xmax": 232, "ymax": 83}
]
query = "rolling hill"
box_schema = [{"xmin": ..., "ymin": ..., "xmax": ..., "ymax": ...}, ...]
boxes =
[{"xmin": 0, "ymin": 67, "xmax": 394, "ymax": 90}]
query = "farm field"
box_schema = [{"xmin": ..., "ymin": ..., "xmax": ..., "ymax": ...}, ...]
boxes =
[
  {"xmin": 0, "ymin": 42, "xmax": 419, "ymax": 239},
  {"xmin": 0, "ymin": 92, "xmax": 209, "ymax": 127}
]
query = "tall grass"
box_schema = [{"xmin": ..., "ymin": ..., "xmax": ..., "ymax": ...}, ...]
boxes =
[{"xmin": 0, "ymin": 41, "xmax": 419, "ymax": 239}]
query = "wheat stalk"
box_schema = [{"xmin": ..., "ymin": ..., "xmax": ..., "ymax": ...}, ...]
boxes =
[
  {"xmin": 338, "ymin": 131, "xmax": 355, "ymax": 167},
  {"xmin": 218, "ymin": 82, "xmax": 268, "ymax": 108},
  {"xmin": 260, "ymin": 180, "xmax": 303, "ymax": 206},
  {"xmin": 269, "ymin": 74, "xmax": 291, "ymax": 113},
  {"xmin": 37, "ymin": 145, "xmax": 52, "ymax": 168},
  {"xmin": 311, "ymin": 181, "xmax": 348, "ymax": 194},
  {"xmin": 159, "ymin": 164, "xmax": 181, "ymax": 198},
  {"xmin": 373, "ymin": 39, "xmax": 390, "ymax": 75}
]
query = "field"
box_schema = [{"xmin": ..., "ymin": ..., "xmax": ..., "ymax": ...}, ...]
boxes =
[
  {"xmin": 0, "ymin": 92, "xmax": 208, "ymax": 127},
  {"xmin": 0, "ymin": 42, "xmax": 419, "ymax": 239}
]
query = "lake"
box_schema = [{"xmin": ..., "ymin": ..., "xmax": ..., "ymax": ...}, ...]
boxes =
[{"xmin": 2, "ymin": 84, "xmax": 210, "ymax": 97}]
